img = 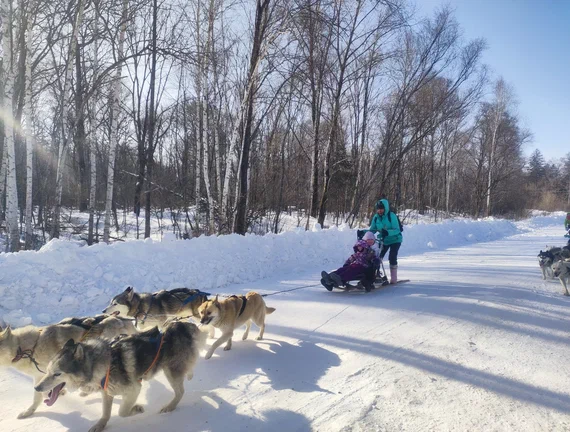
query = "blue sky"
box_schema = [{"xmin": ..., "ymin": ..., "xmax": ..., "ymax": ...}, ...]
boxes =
[{"xmin": 416, "ymin": 0, "xmax": 570, "ymax": 162}]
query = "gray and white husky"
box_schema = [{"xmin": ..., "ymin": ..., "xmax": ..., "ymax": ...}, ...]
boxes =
[
  {"xmin": 552, "ymin": 259, "xmax": 570, "ymax": 296},
  {"xmin": 103, "ymin": 286, "xmax": 209, "ymax": 330},
  {"xmin": 35, "ymin": 320, "xmax": 207, "ymax": 432},
  {"xmin": 537, "ymin": 246, "xmax": 570, "ymax": 279},
  {"xmin": 0, "ymin": 314, "xmax": 136, "ymax": 419}
]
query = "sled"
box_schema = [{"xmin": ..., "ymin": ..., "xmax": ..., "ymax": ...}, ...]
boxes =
[{"xmin": 335, "ymin": 278, "xmax": 411, "ymax": 292}]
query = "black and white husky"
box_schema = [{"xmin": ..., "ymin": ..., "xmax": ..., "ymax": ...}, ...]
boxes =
[{"xmin": 537, "ymin": 246, "xmax": 570, "ymax": 279}]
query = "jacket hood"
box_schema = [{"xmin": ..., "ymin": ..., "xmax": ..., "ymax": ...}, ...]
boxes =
[{"xmin": 376, "ymin": 198, "xmax": 389, "ymax": 212}]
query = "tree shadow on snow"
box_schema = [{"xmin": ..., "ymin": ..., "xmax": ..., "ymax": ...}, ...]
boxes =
[
  {"xmin": 271, "ymin": 323, "xmax": 570, "ymax": 415},
  {"xmin": 384, "ymin": 280, "xmax": 570, "ymax": 344}
]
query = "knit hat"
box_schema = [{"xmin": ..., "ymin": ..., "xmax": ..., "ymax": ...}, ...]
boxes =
[
  {"xmin": 353, "ymin": 239, "xmax": 370, "ymax": 251},
  {"xmin": 363, "ymin": 231, "xmax": 376, "ymax": 241}
]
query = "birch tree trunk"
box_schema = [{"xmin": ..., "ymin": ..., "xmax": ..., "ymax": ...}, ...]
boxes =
[
  {"xmin": 88, "ymin": 1, "xmax": 101, "ymax": 245},
  {"xmin": 194, "ymin": 0, "xmax": 203, "ymax": 230},
  {"xmin": 144, "ymin": 0, "xmax": 158, "ymax": 238},
  {"xmin": 486, "ymin": 79, "xmax": 508, "ymax": 217},
  {"xmin": 202, "ymin": 0, "xmax": 216, "ymax": 233},
  {"xmin": 103, "ymin": 0, "xmax": 128, "ymax": 243},
  {"xmin": 0, "ymin": 146, "xmax": 6, "ymax": 227},
  {"xmin": 51, "ymin": 0, "xmax": 86, "ymax": 239},
  {"xmin": 24, "ymin": 0, "xmax": 36, "ymax": 249},
  {"xmin": 1, "ymin": 0, "xmax": 20, "ymax": 251}
]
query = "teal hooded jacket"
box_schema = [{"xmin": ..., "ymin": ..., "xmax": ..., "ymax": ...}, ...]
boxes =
[{"xmin": 368, "ymin": 198, "xmax": 403, "ymax": 246}]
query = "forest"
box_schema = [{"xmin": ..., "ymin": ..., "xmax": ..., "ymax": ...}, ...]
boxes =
[{"xmin": 0, "ymin": 0, "xmax": 569, "ymax": 252}]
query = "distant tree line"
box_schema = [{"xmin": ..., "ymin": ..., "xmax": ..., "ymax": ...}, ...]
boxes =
[{"xmin": 0, "ymin": 0, "xmax": 565, "ymax": 252}]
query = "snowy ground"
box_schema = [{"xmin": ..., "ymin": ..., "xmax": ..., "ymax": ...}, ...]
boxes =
[{"xmin": 0, "ymin": 214, "xmax": 569, "ymax": 431}]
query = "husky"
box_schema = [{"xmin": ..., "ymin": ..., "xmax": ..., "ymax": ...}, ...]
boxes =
[
  {"xmin": 552, "ymin": 259, "xmax": 570, "ymax": 296},
  {"xmin": 198, "ymin": 291, "xmax": 276, "ymax": 360},
  {"xmin": 0, "ymin": 315, "xmax": 136, "ymax": 419},
  {"xmin": 35, "ymin": 321, "xmax": 206, "ymax": 432},
  {"xmin": 538, "ymin": 246, "xmax": 570, "ymax": 279},
  {"xmin": 58, "ymin": 313, "xmax": 137, "ymax": 340},
  {"xmin": 103, "ymin": 286, "xmax": 209, "ymax": 330}
]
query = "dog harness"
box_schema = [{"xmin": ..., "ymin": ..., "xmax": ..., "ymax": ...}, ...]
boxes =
[
  {"xmin": 100, "ymin": 333, "xmax": 164, "ymax": 391},
  {"xmin": 141, "ymin": 333, "xmax": 165, "ymax": 378},
  {"xmin": 12, "ymin": 330, "xmax": 45, "ymax": 374},
  {"xmin": 229, "ymin": 295, "xmax": 248, "ymax": 317}
]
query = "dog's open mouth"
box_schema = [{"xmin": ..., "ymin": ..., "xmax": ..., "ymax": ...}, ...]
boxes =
[
  {"xmin": 44, "ymin": 382, "xmax": 66, "ymax": 406},
  {"xmin": 110, "ymin": 311, "xmax": 120, "ymax": 316},
  {"xmin": 200, "ymin": 317, "xmax": 213, "ymax": 325}
]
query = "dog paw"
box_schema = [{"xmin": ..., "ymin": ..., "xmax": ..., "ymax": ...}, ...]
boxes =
[
  {"xmin": 88, "ymin": 421, "xmax": 108, "ymax": 432},
  {"xmin": 204, "ymin": 351, "xmax": 213, "ymax": 360},
  {"xmin": 255, "ymin": 336, "xmax": 263, "ymax": 340},
  {"xmin": 17, "ymin": 408, "xmax": 35, "ymax": 419},
  {"xmin": 223, "ymin": 345, "xmax": 232, "ymax": 351},
  {"xmin": 160, "ymin": 404, "xmax": 177, "ymax": 413},
  {"xmin": 241, "ymin": 334, "xmax": 249, "ymax": 341},
  {"xmin": 131, "ymin": 405, "xmax": 144, "ymax": 415}
]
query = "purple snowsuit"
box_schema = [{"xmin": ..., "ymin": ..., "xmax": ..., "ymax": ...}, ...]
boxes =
[{"xmin": 332, "ymin": 240, "xmax": 378, "ymax": 283}]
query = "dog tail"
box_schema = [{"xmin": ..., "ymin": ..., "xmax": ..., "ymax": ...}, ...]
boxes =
[{"xmin": 265, "ymin": 306, "xmax": 276, "ymax": 315}]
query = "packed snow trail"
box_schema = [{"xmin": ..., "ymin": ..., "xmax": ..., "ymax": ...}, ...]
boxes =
[{"xmin": 1, "ymin": 224, "xmax": 569, "ymax": 431}]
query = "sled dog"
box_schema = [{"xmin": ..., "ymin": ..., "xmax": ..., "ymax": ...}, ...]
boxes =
[
  {"xmin": 103, "ymin": 286, "xmax": 209, "ymax": 329},
  {"xmin": 552, "ymin": 259, "xmax": 570, "ymax": 296},
  {"xmin": 58, "ymin": 313, "xmax": 137, "ymax": 340},
  {"xmin": 35, "ymin": 320, "xmax": 206, "ymax": 432},
  {"xmin": 198, "ymin": 291, "xmax": 276, "ymax": 359},
  {"xmin": 0, "ymin": 315, "xmax": 136, "ymax": 419},
  {"xmin": 537, "ymin": 246, "xmax": 570, "ymax": 279}
]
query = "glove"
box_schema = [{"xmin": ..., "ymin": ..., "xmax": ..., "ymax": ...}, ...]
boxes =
[
  {"xmin": 357, "ymin": 230, "xmax": 365, "ymax": 240},
  {"xmin": 380, "ymin": 229, "xmax": 388, "ymax": 238}
]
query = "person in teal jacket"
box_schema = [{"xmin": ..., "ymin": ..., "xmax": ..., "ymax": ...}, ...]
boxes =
[{"xmin": 368, "ymin": 198, "xmax": 402, "ymax": 284}]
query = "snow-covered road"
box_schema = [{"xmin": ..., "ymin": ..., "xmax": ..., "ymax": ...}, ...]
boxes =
[{"xmin": 1, "ymin": 223, "xmax": 569, "ymax": 431}]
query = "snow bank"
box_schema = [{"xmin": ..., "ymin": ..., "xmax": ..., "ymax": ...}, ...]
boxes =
[{"xmin": 0, "ymin": 216, "xmax": 562, "ymax": 326}]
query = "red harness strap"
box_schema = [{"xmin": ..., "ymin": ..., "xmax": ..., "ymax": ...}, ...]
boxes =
[
  {"xmin": 101, "ymin": 365, "xmax": 112, "ymax": 391},
  {"xmin": 141, "ymin": 333, "xmax": 165, "ymax": 380}
]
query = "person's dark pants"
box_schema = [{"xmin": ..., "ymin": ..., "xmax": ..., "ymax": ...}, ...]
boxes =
[
  {"xmin": 333, "ymin": 264, "xmax": 368, "ymax": 282},
  {"xmin": 380, "ymin": 242, "xmax": 401, "ymax": 267}
]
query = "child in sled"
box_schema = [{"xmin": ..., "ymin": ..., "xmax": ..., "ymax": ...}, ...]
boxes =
[{"xmin": 321, "ymin": 237, "xmax": 379, "ymax": 292}]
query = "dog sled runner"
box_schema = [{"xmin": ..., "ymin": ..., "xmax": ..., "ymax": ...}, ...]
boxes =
[{"xmin": 337, "ymin": 278, "xmax": 411, "ymax": 292}]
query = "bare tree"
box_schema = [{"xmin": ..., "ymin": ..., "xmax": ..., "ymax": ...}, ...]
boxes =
[
  {"xmin": 103, "ymin": 0, "xmax": 129, "ymax": 243},
  {"xmin": 485, "ymin": 77, "xmax": 511, "ymax": 216},
  {"xmin": 51, "ymin": 0, "xmax": 86, "ymax": 238},
  {"xmin": 1, "ymin": 0, "xmax": 20, "ymax": 251}
]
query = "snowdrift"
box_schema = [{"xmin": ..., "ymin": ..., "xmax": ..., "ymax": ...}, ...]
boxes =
[{"xmin": 0, "ymin": 215, "xmax": 564, "ymax": 326}]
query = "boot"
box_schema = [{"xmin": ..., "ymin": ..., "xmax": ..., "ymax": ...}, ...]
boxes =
[
  {"xmin": 390, "ymin": 265, "xmax": 398, "ymax": 284},
  {"xmin": 329, "ymin": 272, "xmax": 343, "ymax": 288},
  {"xmin": 321, "ymin": 271, "xmax": 333, "ymax": 291}
]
